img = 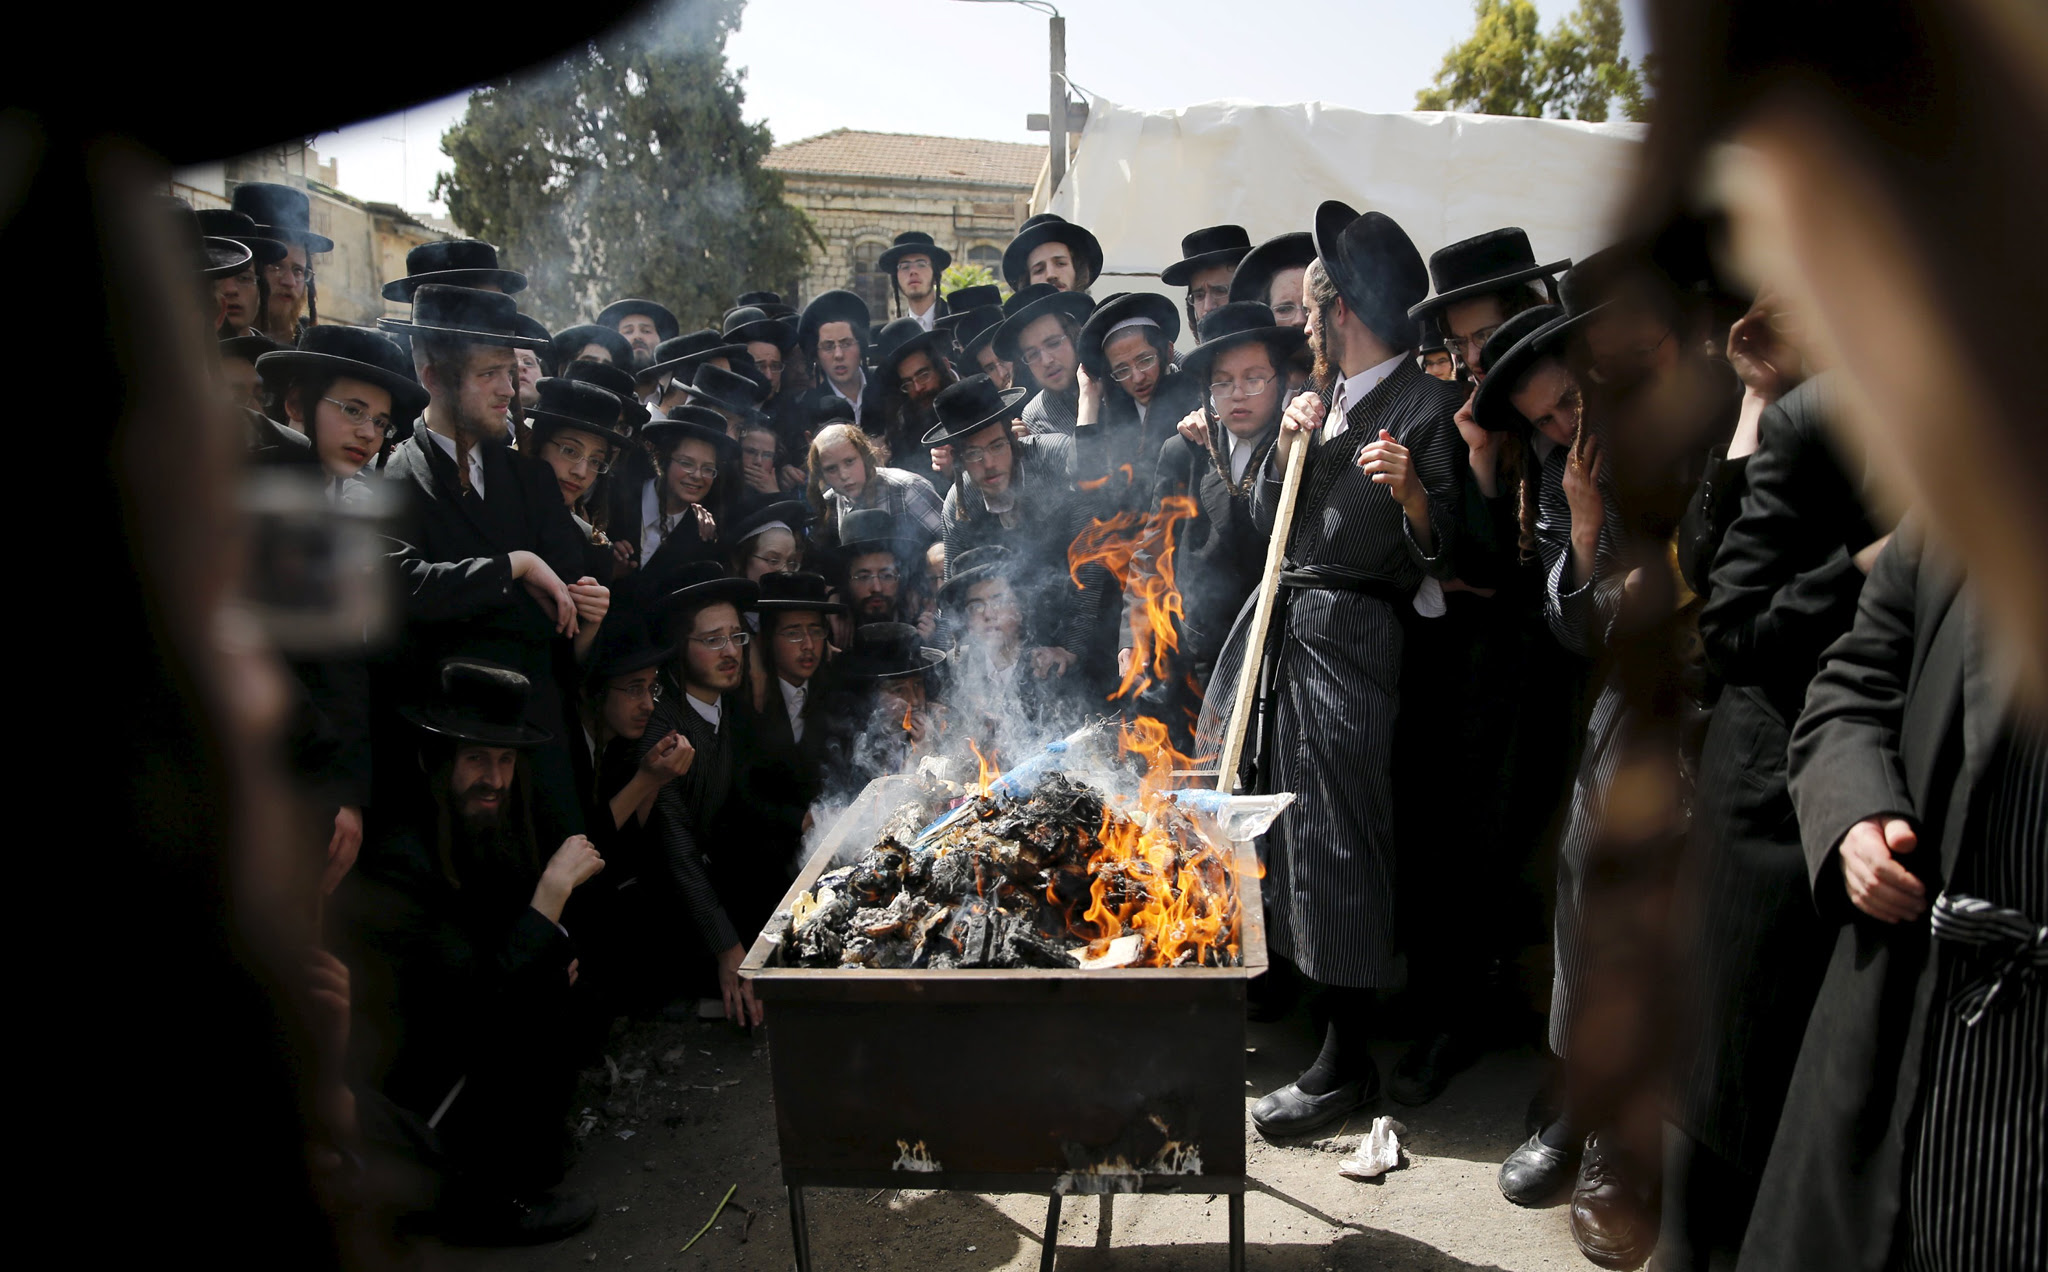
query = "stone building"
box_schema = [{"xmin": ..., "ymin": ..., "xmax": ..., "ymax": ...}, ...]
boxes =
[{"xmin": 762, "ymin": 130, "xmax": 1047, "ymax": 316}]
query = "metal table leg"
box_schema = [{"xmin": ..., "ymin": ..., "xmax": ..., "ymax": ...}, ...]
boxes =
[
  {"xmin": 1039, "ymin": 1192, "xmax": 1063, "ymax": 1272},
  {"xmin": 1228, "ymin": 1190, "xmax": 1245, "ymax": 1272},
  {"xmin": 788, "ymin": 1184, "xmax": 813, "ymax": 1272}
]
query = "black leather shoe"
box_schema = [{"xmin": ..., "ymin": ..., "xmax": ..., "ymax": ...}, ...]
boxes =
[
  {"xmin": 441, "ymin": 1190, "xmax": 599, "ymax": 1246},
  {"xmin": 1570, "ymin": 1136, "xmax": 1656, "ymax": 1270},
  {"xmin": 1389, "ymin": 1031, "xmax": 1471, "ymax": 1106},
  {"xmin": 1497, "ymin": 1132, "xmax": 1581, "ymax": 1207},
  {"xmin": 1250, "ymin": 1062, "xmax": 1380, "ymax": 1139}
]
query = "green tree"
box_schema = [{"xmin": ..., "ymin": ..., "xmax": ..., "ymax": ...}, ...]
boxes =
[
  {"xmin": 434, "ymin": 0, "xmax": 817, "ymax": 332},
  {"xmin": 941, "ymin": 262, "xmax": 1000, "ymax": 299},
  {"xmin": 1416, "ymin": 0, "xmax": 1649, "ymax": 123}
]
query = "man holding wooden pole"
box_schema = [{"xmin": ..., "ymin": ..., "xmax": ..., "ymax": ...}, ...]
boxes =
[{"xmin": 1240, "ymin": 202, "xmax": 1466, "ymax": 1140}]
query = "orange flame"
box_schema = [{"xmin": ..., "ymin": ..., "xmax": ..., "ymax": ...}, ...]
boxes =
[
  {"xmin": 1066, "ymin": 495, "xmax": 1199, "ymax": 701},
  {"xmin": 968, "ymin": 739, "xmax": 995, "ymax": 796},
  {"xmin": 901, "ymin": 699, "xmax": 915, "ymax": 732}
]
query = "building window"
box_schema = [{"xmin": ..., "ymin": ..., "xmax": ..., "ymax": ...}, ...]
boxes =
[
  {"xmin": 966, "ymin": 244, "xmax": 1002, "ymax": 280},
  {"xmin": 851, "ymin": 239, "xmax": 892, "ymax": 322}
]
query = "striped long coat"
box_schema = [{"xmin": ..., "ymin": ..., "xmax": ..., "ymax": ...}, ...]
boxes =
[{"xmin": 1248, "ymin": 360, "xmax": 1464, "ymax": 989}]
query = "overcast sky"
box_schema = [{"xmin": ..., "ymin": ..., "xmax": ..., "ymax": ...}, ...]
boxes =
[{"xmin": 313, "ymin": 0, "xmax": 1650, "ymax": 220}]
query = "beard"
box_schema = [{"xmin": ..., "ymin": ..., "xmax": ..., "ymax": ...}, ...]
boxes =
[
  {"xmin": 456, "ymin": 781, "xmax": 507, "ymax": 833},
  {"xmin": 1308, "ymin": 313, "xmax": 1339, "ymax": 396},
  {"xmin": 858, "ymin": 592, "xmax": 896, "ymax": 621},
  {"xmin": 631, "ymin": 346, "xmax": 656, "ymax": 372}
]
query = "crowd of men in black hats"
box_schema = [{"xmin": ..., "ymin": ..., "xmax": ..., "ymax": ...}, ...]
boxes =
[{"xmin": 165, "ymin": 180, "xmax": 2042, "ymax": 1272}]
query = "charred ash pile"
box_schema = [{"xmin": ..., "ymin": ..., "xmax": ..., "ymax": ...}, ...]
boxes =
[{"xmin": 771, "ymin": 769, "xmax": 1244, "ymax": 972}]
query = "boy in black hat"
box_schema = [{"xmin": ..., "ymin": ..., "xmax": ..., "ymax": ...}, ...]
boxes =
[
  {"xmin": 733, "ymin": 571, "xmax": 846, "ymax": 865},
  {"xmin": 1229, "ymin": 231, "xmax": 1317, "ymax": 327},
  {"xmin": 1002, "ymin": 212, "xmax": 1102, "ymax": 295},
  {"xmin": 1161, "ymin": 224, "xmax": 1253, "ymax": 332},
  {"xmin": 877, "ymin": 231, "xmax": 952, "ymax": 331},
  {"xmin": 335, "ymin": 657, "xmax": 606, "ymax": 1245},
  {"xmin": 1408, "ymin": 227, "xmax": 1569, "ymax": 379},
  {"xmin": 196, "ymin": 208, "xmax": 286, "ymax": 337},
  {"xmin": 594, "ymin": 298, "xmax": 680, "ymax": 372},
  {"xmin": 794, "ymin": 290, "xmax": 878, "ymax": 436},
  {"xmin": 231, "ymin": 181, "xmax": 333, "ymax": 344},
  {"xmin": 993, "ymin": 283, "xmax": 1096, "ymax": 436}
]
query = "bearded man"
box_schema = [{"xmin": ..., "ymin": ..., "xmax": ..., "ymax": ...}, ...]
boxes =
[
  {"xmin": 232, "ymin": 181, "xmax": 332, "ymax": 343},
  {"xmin": 595, "ymin": 297, "xmax": 680, "ymax": 373}
]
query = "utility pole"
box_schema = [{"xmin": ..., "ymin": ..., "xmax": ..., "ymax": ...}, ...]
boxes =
[{"xmin": 1048, "ymin": 14, "xmax": 1067, "ymax": 194}]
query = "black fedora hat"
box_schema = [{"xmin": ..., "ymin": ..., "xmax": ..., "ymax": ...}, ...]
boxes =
[
  {"xmin": 721, "ymin": 305, "xmax": 796, "ymax": 349},
  {"xmin": 728, "ymin": 498, "xmax": 814, "ymax": 548},
  {"xmin": 873, "ymin": 317, "xmax": 944, "ymax": 375},
  {"xmin": 256, "ymin": 324, "xmax": 430, "ymax": 423},
  {"xmin": 1312, "ymin": 201, "xmax": 1428, "ymax": 350},
  {"xmin": 526, "ymin": 377, "xmax": 635, "ymax": 450},
  {"xmin": 1077, "ymin": 291, "xmax": 1181, "ymax": 377},
  {"xmin": 641, "ymin": 405, "xmax": 736, "ymax": 454},
  {"xmin": 1470, "ymin": 305, "xmax": 1568, "ymax": 434},
  {"xmin": 646, "ymin": 328, "xmax": 748, "ymax": 384},
  {"xmin": 755, "ymin": 570, "xmax": 848, "ymax": 616},
  {"xmin": 797, "ymin": 290, "xmax": 872, "ymax": 349},
  {"xmin": 549, "ymin": 323, "xmax": 633, "ymax": 373},
  {"xmin": 399, "ymin": 657, "xmax": 553, "ymax": 747},
  {"xmin": 1001, "ymin": 213, "xmax": 1103, "ymax": 290},
  {"xmin": 937, "ymin": 544, "xmax": 1016, "ymax": 609},
  {"xmin": 652, "ymin": 562, "xmax": 759, "ymax": 631},
  {"xmin": 679, "ymin": 362, "xmax": 767, "ymax": 419},
  {"xmin": 220, "ymin": 332, "xmax": 286, "ymax": 365},
  {"xmin": 1179, "ymin": 300, "xmax": 1308, "ymax": 385},
  {"xmin": 595, "ymin": 297, "xmax": 680, "ymax": 342},
  {"xmin": 736, "ymin": 290, "xmax": 784, "ymax": 309},
  {"xmin": 560, "ymin": 360, "xmax": 650, "ymax": 430},
  {"xmin": 381, "ymin": 284, "xmax": 550, "ymax": 349},
  {"xmin": 876, "ymin": 230, "xmax": 953, "ymax": 274},
  {"xmin": 194, "ymin": 209, "xmax": 288, "ymax": 267},
  {"xmin": 230, "ymin": 182, "xmax": 334, "ymax": 253},
  {"xmin": 1160, "ymin": 224, "xmax": 1254, "ymax": 287},
  {"xmin": 836, "ymin": 507, "xmax": 919, "ymax": 558},
  {"xmin": 1409, "ymin": 227, "xmax": 1569, "ymax": 318},
  {"xmin": 992, "ymin": 283, "xmax": 1096, "ymax": 362},
  {"xmin": 1228, "ymin": 231, "xmax": 1316, "ymax": 306},
  {"xmin": 582, "ymin": 623, "xmax": 674, "ymax": 691},
  {"xmin": 935, "ymin": 284, "xmax": 1003, "ymax": 331},
  {"xmin": 952, "ymin": 306, "xmax": 1007, "ymax": 358},
  {"xmin": 921, "ymin": 374, "xmax": 1030, "ymax": 447},
  {"xmin": 382, "ymin": 239, "xmax": 528, "ymax": 301},
  {"xmin": 839, "ymin": 622, "xmax": 945, "ymax": 682}
]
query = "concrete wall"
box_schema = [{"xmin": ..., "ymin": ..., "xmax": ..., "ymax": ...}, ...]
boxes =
[{"xmin": 776, "ymin": 174, "xmax": 1030, "ymax": 314}]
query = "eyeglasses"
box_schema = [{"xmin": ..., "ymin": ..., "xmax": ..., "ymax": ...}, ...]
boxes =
[
  {"xmin": 850, "ymin": 568, "xmax": 899, "ymax": 586},
  {"xmin": 750, "ymin": 551, "xmax": 800, "ymax": 572},
  {"xmin": 670, "ymin": 458, "xmax": 719, "ymax": 480},
  {"xmin": 965, "ymin": 594, "xmax": 1016, "ymax": 618},
  {"xmin": 898, "ymin": 365, "xmax": 939, "ymax": 393},
  {"xmin": 322, "ymin": 396, "xmax": 392, "ymax": 433},
  {"xmin": 775, "ymin": 623, "xmax": 829, "ymax": 644},
  {"xmin": 1186, "ymin": 284, "xmax": 1232, "ymax": 308},
  {"xmin": 1208, "ymin": 374, "xmax": 1276, "ymax": 407},
  {"xmin": 1269, "ymin": 302, "xmax": 1304, "ymax": 323},
  {"xmin": 957, "ymin": 443, "xmax": 1007, "ymax": 466},
  {"xmin": 607, "ymin": 679, "xmax": 662, "ymax": 702},
  {"xmin": 1443, "ymin": 324, "xmax": 1502, "ymax": 360},
  {"xmin": 817, "ymin": 337, "xmax": 860, "ymax": 357},
  {"xmin": 755, "ymin": 358, "xmax": 784, "ymax": 378},
  {"xmin": 688, "ymin": 631, "xmax": 750, "ymax": 651},
  {"xmin": 547, "ymin": 436, "xmax": 615, "ymax": 474},
  {"xmin": 1109, "ymin": 351, "xmax": 1160, "ymax": 383},
  {"xmin": 1020, "ymin": 332, "xmax": 1070, "ymax": 367}
]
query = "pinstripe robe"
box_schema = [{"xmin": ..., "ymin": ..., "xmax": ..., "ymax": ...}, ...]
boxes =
[{"xmin": 1248, "ymin": 359, "xmax": 1464, "ymax": 988}]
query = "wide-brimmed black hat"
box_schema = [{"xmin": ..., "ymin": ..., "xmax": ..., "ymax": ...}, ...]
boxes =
[
  {"xmin": 380, "ymin": 284, "xmax": 550, "ymax": 349},
  {"xmin": 526, "ymin": 377, "xmax": 635, "ymax": 450},
  {"xmin": 797, "ymin": 290, "xmax": 872, "ymax": 350},
  {"xmin": 1160, "ymin": 224, "xmax": 1254, "ymax": 287},
  {"xmin": 1312, "ymin": 201, "xmax": 1428, "ymax": 351},
  {"xmin": 560, "ymin": 360, "xmax": 650, "ymax": 430},
  {"xmin": 873, "ymin": 317, "xmax": 944, "ymax": 375},
  {"xmin": 1470, "ymin": 305, "xmax": 1568, "ymax": 434},
  {"xmin": 1001, "ymin": 213, "xmax": 1102, "ymax": 290},
  {"xmin": 839, "ymin": 622, "xmax": 945, "ymax": 682},
  {"xmin": 231, "ymin": 182, "xmax": 334, "ymax": 253},
  {"xmin": 220, "ymin": 332, "xmax": 286, "ymax": 364},
  {"xmin": 1408, "ymin": 228, "xmax": 1569, "ymax": 318},
  {"xmin": 877, "ymin": 230, "xmax": 953, "ymax": 274},
  {"xmin": 721, "ymin": 305, "xmax": 796, "ymax": 349},
  {"xmin": 921, "ymin": 374, "xmax": 1030, "ymax": 447},
  {"xmin": 736, "ymin": 290, "xmax": 784, "ymax": 309},
  {"xmin": 399, "ymin": 657, "xmax": 552, "ymax": 747},
  {"xmin": 678, "ymin": 362, "xmax": 767, "ymax": 419},
  {"xmin": 935, "ymin": 284, "xmax": 1002, "ymax": 331},
  {"xmin": 728, "ymin": 498, "xmax": 813, "ymax": 548},
  {"xmin": 595, "ymin": 297, "xmax": 680, "ymax": 342},
  {"xmin": 513, "ymin": 314, "xmax": 551, "ymax": 346},
  {"xmin": 162, "ymin": 196, "xmax": 252, "ymax": 278},
  {"xmin": 1419, "ymin": 326, "xmax": 1448, "ymax": 356},
  {"xmin": 382, "ymin": 239, "xmax": 528, "ymax": 301},
  {"xmin": 836, "ymin": 508, "xmax": 919, "ymax": 559},
  {"xmin": 646, "ymin": 328, "xmax": 748, "ymax": 384},
  {"xmin": 549, "ymin": 323, "xmax": 633, "ymax": 373},
  {"xmin": 640, "ymin": 405, "xmax": 736, "ymax": 454},
  {"xmin": 652, "ymin": 562, "xmax": 759, "ymax": 631},
  {"xmin": 952, "ymin": 306, "xmax": 1007, "ymax": 358},
  {"xmin": 1179, "ymin": 301, "xmax": 1308, "ymax": 385},
  {"xmin": 754, "ymin": 570, "xmax": 848, "ymax": 616},
  {"xmin": 811, "ymin": 396, "xmax": 858, "ymax": 429},
  {"xmin": 1077, "ymin": 291, "xmax": 1181, "ymax": 377},
  {"xmin": 256, "ymin": 324, "xmax": 430, "ymax": 422},
  {"xmin": 991, "ymin": 283, "xmax": 1096, "ymax": 362},
  {"xmin": 194, "ymin": 209, "xmax": 288, "ymax": 267},
  {"xmin": 937, "ymin": 544, "xmax": 1016, "ymax": 610},
  {"xmin": 583, "ymin": 624, "xmax": 674, "ymax": 690},
  {"xmin": 1228, "ymin": 231, "xmax": 1316, "ymax": 305}
]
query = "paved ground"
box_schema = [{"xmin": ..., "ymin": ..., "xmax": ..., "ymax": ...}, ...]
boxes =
[{"xmin": 448, "ymin": 1002, "xmax": 1587, "ymax": 1272}]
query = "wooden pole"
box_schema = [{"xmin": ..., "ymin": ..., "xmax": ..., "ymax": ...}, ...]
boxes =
[
  {"xmin": 1048, "ymin": 16, "xmax": 1067, "ymax": 194},
  {"xmin": 1214, "ymin": 432, "xmax": 1309, "ymax": 793}
]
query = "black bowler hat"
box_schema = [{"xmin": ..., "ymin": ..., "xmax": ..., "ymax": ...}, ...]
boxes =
[
  {"xmin": 652, "ymin": 562, "xmax": 758, "ymax": 632},
  {"xmin": 1001, "ymin": 213, "xmax": 1102, "ymax": 290},
  {"xmin": 549, "ymin": 323, "xmax": 633, "ymax": 374},
  {"xmin": 1419, "ymin": 325, "xmax": 1448, "ymax": 356},
  {"xmin": 1077, "ymin": 291, "xmax": 1180, "ymax": 378},
  {"xmin": 1228, "ymin": 231, "xmax": 1315, "ymax": 306},
  {"xmin": 400, "ymin": 657, "xmax": 552, "ymax": 747},
  {"xmin": 722, "ymin": 305, "xmax": 796, "ymax": 349},
  {"xmin": 952, "ymin": 306, "xmax": 1007, "ymax": 358},
  {"xmin": 1470, "ymin": 305, "xmax": 1568, "ymax": 434},
  {"xmin": 877, "ymin": 230, "xmax": 953, "ymax": 274},
  {"xmin": 513, "ymin": 314, "xmax": 551, "ymax": 346},
  {"xmin": 839, "ymin": 622, "xmax": 945, "ymax": 682},
  {"xmin": 194, "ymin": 209, "xmax": 287, "ymax": 267},
  {"xmin": 935, "ymin": 284, "xmax": 1002, "ymax": 331},
  {"xmin": 873, "ymin": 317, "xmax": 944, "ymax": 375},
  {"xmin": 256, "ymin": 324, "xmax": 430, "ymax": 423},
  {"xmin": 1312, "ymin": 201, "xmax": 1428, "ymax": 350},
  {"xmin": 938, "ymin": 544, "xmax": 1016, "ymax": 610},
  {"xmin": 679, "ymin": 362, "xmax": 767, "ymax": 419},
  {"xmin": 1179, "ymin": 301, "xmax": 1308, "ymax": 385},
  {"xmin": 991, "ymin": 283, "xmax": 1095, "ymax": 363},
  {"xmin": 640, "ymin": 405, "xmax": 736, "ymax": 454},
  {"xmin": 755, "ymin": 570, "xmax": 848, "ymax": 616},
  {"xmin": 797, "ymin": 290, "xmax": 872, "ymax": 350},
  {"xmin": 560, "ymin": 360, "xmax": 650, "ymax": 430},
  {"xmin": 526, "ymin": 377, "xmax": 635, "ymax": 450},
  {"xmin": 595, "ymin": 297, "xmax": 680, "ymax": 342},
  {"xmin": 1409, "ymin": 227, "xmax": 1569, "ymax": 318},
  {"xmin": 380, "ymin": 284, "xmax": 551, "ymax": 349},
  {"xmin": 647, "ymin": 328, "xmax": 747, "ymax": 384},
  {"xmin": 231, "ymin": 182, "xmax": 334, "ymax": 253},
  {"xmin": 220, "ymin": 332, "xmax": 286, "ymax": 365},
  {"xmin": 1160, "ymin": 224, "xmax": 1253, "ymax": 287},
  {"xmin": 921, "ymin": 374, "xmax": 1030, "ymax": 447},
  {"xmin": 728, "ymin": 499, "xmax": 815, "ymax": 549},
  {"xmin": 382, "ymin": 239, "xmax": 528, "ymax": 301}
]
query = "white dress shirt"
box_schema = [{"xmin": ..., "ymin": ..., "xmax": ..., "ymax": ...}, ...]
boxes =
[
  {"xmin": 778, "ymin": 676, "xmax": 808, "ymax": 742},
  {"xmin": 830, "ymin": 370, "xmax": 867, "ymax": 416},
  {"xmin": 685, "ymin": 690, "xmax": 721, "ymax": 731},
  {"xmin": 909, "ymin": 301, "xmax": 939, "ymax": 333},
  {"xmin": 426, "ymin": 425, "xmax": 486, "ymax": 498},
  {"xmin": 1228, "ymin": 433, "xmax": 1255, "ymax": 483},
  {"xmin": 1323, "ymin": 351, "xmax": 1409, "ymax": 441},
  {"xmin": 639, "ymin": 479, "xmax": 667, "ymax": 560}
]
